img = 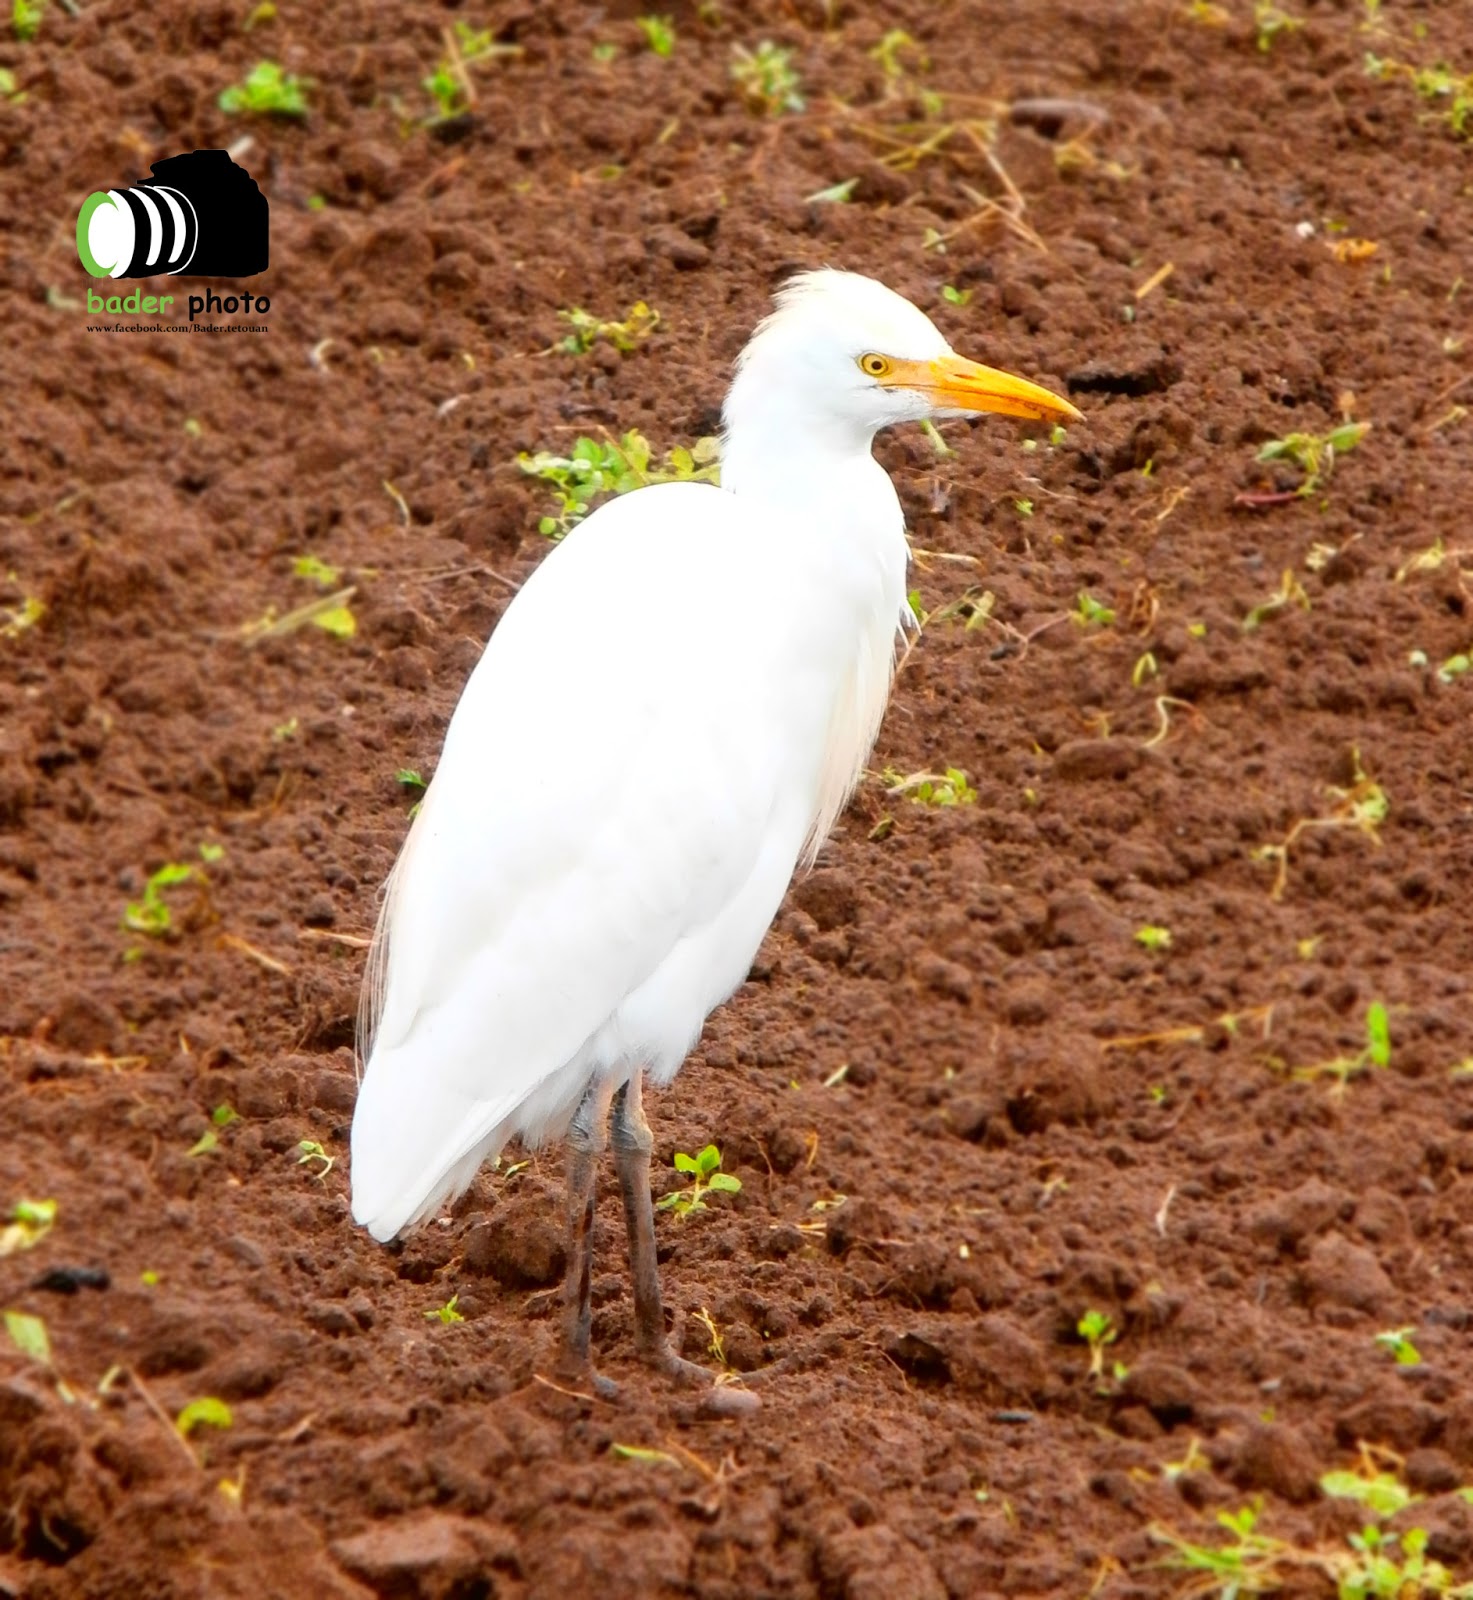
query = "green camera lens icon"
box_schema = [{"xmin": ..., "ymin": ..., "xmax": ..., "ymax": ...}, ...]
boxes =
[{"xmin": 76, "ymin": 149, "xmax": 268, "ymax": 280}]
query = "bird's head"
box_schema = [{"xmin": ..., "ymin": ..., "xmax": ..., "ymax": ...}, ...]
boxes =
[{"xmin": 725, "ymin": 268, "xmax": 1081, "ymax": 447}]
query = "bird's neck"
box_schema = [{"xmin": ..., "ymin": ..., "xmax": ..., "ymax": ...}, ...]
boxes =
[{"xmin": 719, "ymin": 374, "xmax": 882, "ymax": 505}]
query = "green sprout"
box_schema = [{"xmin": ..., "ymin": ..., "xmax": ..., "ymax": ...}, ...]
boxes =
[
  {"xmin": 1152, "ymin": 1503, "xmax": 1293, "ymax": 1595},
  {"xmin": 1373, "ymin": 1327, "xmax": 1422, "ymax": 1366},
  {"xmin": 123, "ymin": 862, "xmax": 196, "ymax": 940},
  {"xmin": 0, "ymin": 1198, "xmax": 56, "ymax": 1256},
  {"xmin": 297, "ymin": 1140, "xmax": 334, "ymax": 1180},
  {"xmin": 555, "ymin": 301, "xmax": 660, "ymax": 355},
  {"xmin": 4, "ymin": 1308, "xmax": 52, "ymax": 1365},
  {"xmin": 12, "ymin": 0, "xmax": 44, "ymax": 41},
  {"xmin": 882, "ymin": 767, "xmax": 976, "ymax": 806},
  {"xmin": 1077, "ymin": 1309, "xmax": 1120, "ymax": 1387},
  {"xmin": 1013, "ymin": 497, "xmax": 1034, "ymax": 517},
  {"xmin": 868, "ymin": 28, "xmax": 927, "ymax": 82},
  {"xmin": 292, "ymin": 553, "xmax": 341, "ymax": 589},
  {"xmin": 0, "ymin": 67, "xmax": 25, "ymax": 102},
  {"xmin": 635, "ymin": 15, "xmax": 675, "ymax": 56},
  {"xmin": 218, "ymin": 60, "xmax": 312, "ymax": 118},
  {"xmin": 1252, "ymin": 749, "xmax": 1388, "ymax": 899},
  {"xmin": 422, "ymin": 22, "xmax": 521, "ymax": 122},
  {"xmin": 1253, "ymin": 3, "xmax": 1303, "ymax": 51},
  {"xmin": 1071, "ymin": 591, "xmax": 1116, "ymax": 628},
  {"xmin": 657, "ymin": 1144, "xmax": 741, "ymax": 1217},
  {"xmin": 1256, "ymin": 420, "xmax": 1370, "ymax": 497},
  {"xmin": 424, "ymin": 1293, "xmax": 465, "ymax": 1324},
  {"xmin": 1289, "ymin": 1001, "xmax": 1392, "ymax": 1092},
  {"xmin": 1338, "ymin": 1525, "xmax": 1471, "ymax": 1599},
  {"xmin": 3, "ymin": 594, "xmax": 47, "ymax": 638},
  {"xmin": 1242, "ymin": 568, "xmax": 1310, "ymax": 632},
  {"xmin": 518, "ymin": 431, "xmax": 719, "ymax": 538},
  {"xmin": 1135, "ymin": 925, "xmax": 1173, "ymax": 951},
  {"xmin": 940, "ymin": 284, "xmax": 972, "ymax": 306},
  {"xmin": 1366, "ymin": 54, "xmax": 1473, "ymax": 141},
  {"xmin": 176, "ymin": 1397, "xmax": 233, "ymax": 1437},
  {"xmin": 396, "ymin": 769, "xmax": 426, "ymax": 791},
  {"xmin": 730, "ymin": 41, "xmax": 804, "ymax": 115}
]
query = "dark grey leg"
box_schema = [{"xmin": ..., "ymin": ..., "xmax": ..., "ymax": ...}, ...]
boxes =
[
  {"xmin": 611, "ymin": 1073, "xmax": 758, "ymax": 1411},
  {"xmin": 556, "ymin": 1075, "xmax": 617, "ymax": 1394}
]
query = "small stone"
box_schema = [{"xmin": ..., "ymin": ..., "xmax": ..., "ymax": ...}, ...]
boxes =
[
  {"xmin": 332, "ymin": 1512, "xmax": 516, "ymax": 1600},
  {"xmin": 1302, "ymin": 1233, "xmax": 1396, "ymax": 1315},
  {"xmin": 463, "ymin": 1200, "xmax": 565, "ymax": 1289},
  {"xmin": 645, "ymin": 225, "xmax": 710, "ymax": 269}
]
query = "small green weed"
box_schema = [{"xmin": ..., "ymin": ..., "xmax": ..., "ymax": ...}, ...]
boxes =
[
  {"xmin": 882, "ymin": 767, "xmax": 976, "ymax": 806},
  {"xmin": 0, "ymin": 1198, "xmax": 56, "ymax": 1256},
  {"xmin": 555, "ymin": 301, "xmax": 660, "ymax": 355},
  {"xmin": 218, "ymin": 60, "xmax": 312, "ymax": 118},
  {"xmin": 297, "ymin": 1140, "xmax": 334, "ymax": 1180},
  {"xmin": 1253, "ymin": 3, "xmax": 1303, "ymax": 51},
  {"xmin": 1366, "ymin": 54, "xmax": 1473, "ymax": 140},
  {"xmin": 1243, "ymin": 568, "xmax": 1310, "ymax": 632},
  {"xmin": 422, "ymin": 22, "xmax": 521, "ymax": 122},
  {"xmin": 292, "ymin": 553, "xmax": 341, "ymax": 588},
  {"xmin": 1252, "ymin": 749, "xmax": 1388, "ymax": 899},
  {"xmin": 1135, "ymin": 925, "xmax": 1173, "ymax": 951},
  {"xmin": 1287, "ymin": 1001, "xmax": 1391, "ymax": 1093},
  {"xmin": 1375, "ymin": 1327, "xmax": 1423, "ymax": 1368},
  {"xmin": 731, "ymin": 41, "xmax": 803, "ymax": 114},
  {"xmin": 658, "ymin": 1144, "xmax": 741, "ymax": 1217},
  {"xmin": 518, "ymin": 431, "xmax": 719, "ymax": 538},
  {"xmin": 1071, "ymin": 591, "xmax": 1115, "ymax": 628},
  {"xmin": 4, "ymin": 1308, "xmax": 52, "ymax": 1365},
  {"xmin": 12, "ymin": 0, "xmax": 44, "ymax": 41},
  {"xmin": 636, "ymin": 15, "xmax": 675, "ymax": 56},
  {"xmin": 425, "ymin": 1293, "xmax": 465, "ymax": 1324},
  {"xmin": 122, "ymin": 844, "xmax": 221, "ymax": 941},
  {"xmin": 1256, "ymin": 420, "xmax": 1370, "ymax": 497},
  {"xmin": 176, "ymin": 1397, "xmax": 233, "ymax": 1437},
  {"xmin": 1151, "ymin": 1503, "xmax": 1292, "ymax": 1595},
  {"xmin": 2, "ymin": 595, "xmax": 45, "ymax": 638},
  {"xmin": 1077, "ymin": 1309, "xmax": 1124, "ymax": 1389}
]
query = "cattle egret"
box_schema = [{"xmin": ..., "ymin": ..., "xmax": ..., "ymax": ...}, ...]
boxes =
[{"xmin": 351, "ymin": 269, "xmax": 1080, "ymax": 1398}]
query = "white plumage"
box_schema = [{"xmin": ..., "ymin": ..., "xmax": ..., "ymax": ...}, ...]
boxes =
[{"xmin": 349, "ymin": 270, "xmax": 1079, "ymax": 1384}]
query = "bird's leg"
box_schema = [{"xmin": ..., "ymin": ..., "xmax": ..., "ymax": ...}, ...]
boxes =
[
  {"xmin": 611, "ymin": 1071, "xmax": 747, "ymax": 1397},
  {"xmin": 556, "ymin": 1074, "xmax": 618, "ymax": 1396}
]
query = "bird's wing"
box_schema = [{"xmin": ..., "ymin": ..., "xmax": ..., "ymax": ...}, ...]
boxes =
[{"xmin": 351, "ymin": 484, "xmax": 818, "ymax": 1240}]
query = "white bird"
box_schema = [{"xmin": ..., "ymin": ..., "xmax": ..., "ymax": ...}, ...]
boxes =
[{"xmin": 351, "ymin": 269, "xmax": 1080, "ymax": 1397}]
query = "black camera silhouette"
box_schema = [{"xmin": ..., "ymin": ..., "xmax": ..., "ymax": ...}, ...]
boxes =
[{"xmin": 76, "ymin": 149, "xmax": 268, "ymax": 280}]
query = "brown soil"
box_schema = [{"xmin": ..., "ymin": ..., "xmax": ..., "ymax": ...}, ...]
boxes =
[{"xmin": 4, "ymin": 0, "xmax": 1473, "ymax": 1595}]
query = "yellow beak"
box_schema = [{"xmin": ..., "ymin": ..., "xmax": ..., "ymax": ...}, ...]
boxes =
[{"xmin": 884, "ymin": 352, "xmax": 1083, "ymax": 423}]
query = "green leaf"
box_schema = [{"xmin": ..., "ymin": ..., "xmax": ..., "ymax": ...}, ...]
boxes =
[
  {"xmin": 5, "ymin": 1309, "xmax": 52, "ymax": 1365},
  {"xmin": 707, "ymin": 1172, "xmax": 742, "ymax": 1194},
  {"xmin": 176, "ymin": 1397, "xmax": 233, "ymax": 1436},
  {"xmin": 210, "ymin": 1104, "xmax": 239, "ymax": 1127},
  {"xmin": 673, "ymin": 1152, "xmax": 699, "ymax": 1175},
  {"xmin": 151, "ymin": 862, "xmax": 195, "ymax": 889},
  {"xmin": 806, "ymin": 178, "xmax": 859, "ymax": 204},
  {"xmin": 695, "ymin": 1144, "xmax": 721, "ymax": 1177},
  {"xmin": 198, "ymin": 842, "xmax": 225, "ymax": 863},
  {"xmin": 188, "ymin": 1129, "xmax": 220, "ymax": 1157},
  {"xmin": 1320, "ymin": 1470, "xmax": 1417, "ymax": 1518},
  {"xmin": 1365, "ymin": 1001, "xmax": 1391, "ymax": 1068},
  {"xmin": 1326, "ymin": 421, "xmax": 1370, "ymax": 454},
  {"xmin": 310, "ymin": 604, "xmax": 357, "ymax": 639}
]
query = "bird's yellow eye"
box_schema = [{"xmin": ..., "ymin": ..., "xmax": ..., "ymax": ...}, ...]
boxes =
[{"xmin": 858, "ymin": 352, "xmax": 892, "ymax": 378}]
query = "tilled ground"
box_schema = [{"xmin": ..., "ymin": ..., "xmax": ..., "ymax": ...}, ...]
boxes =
[{"xmin": 3, "ymin": 1, "xmax": 1473, "ymax": 1595}]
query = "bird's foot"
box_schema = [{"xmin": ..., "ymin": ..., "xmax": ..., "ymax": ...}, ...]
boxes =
[
  {"xmin": 550, "ymin": 1355, "xmax": 621, "ymax": 1402},
  {"xmin": 639, "ymin": 1340, "xmax": 761, "ymax": 1416}
]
